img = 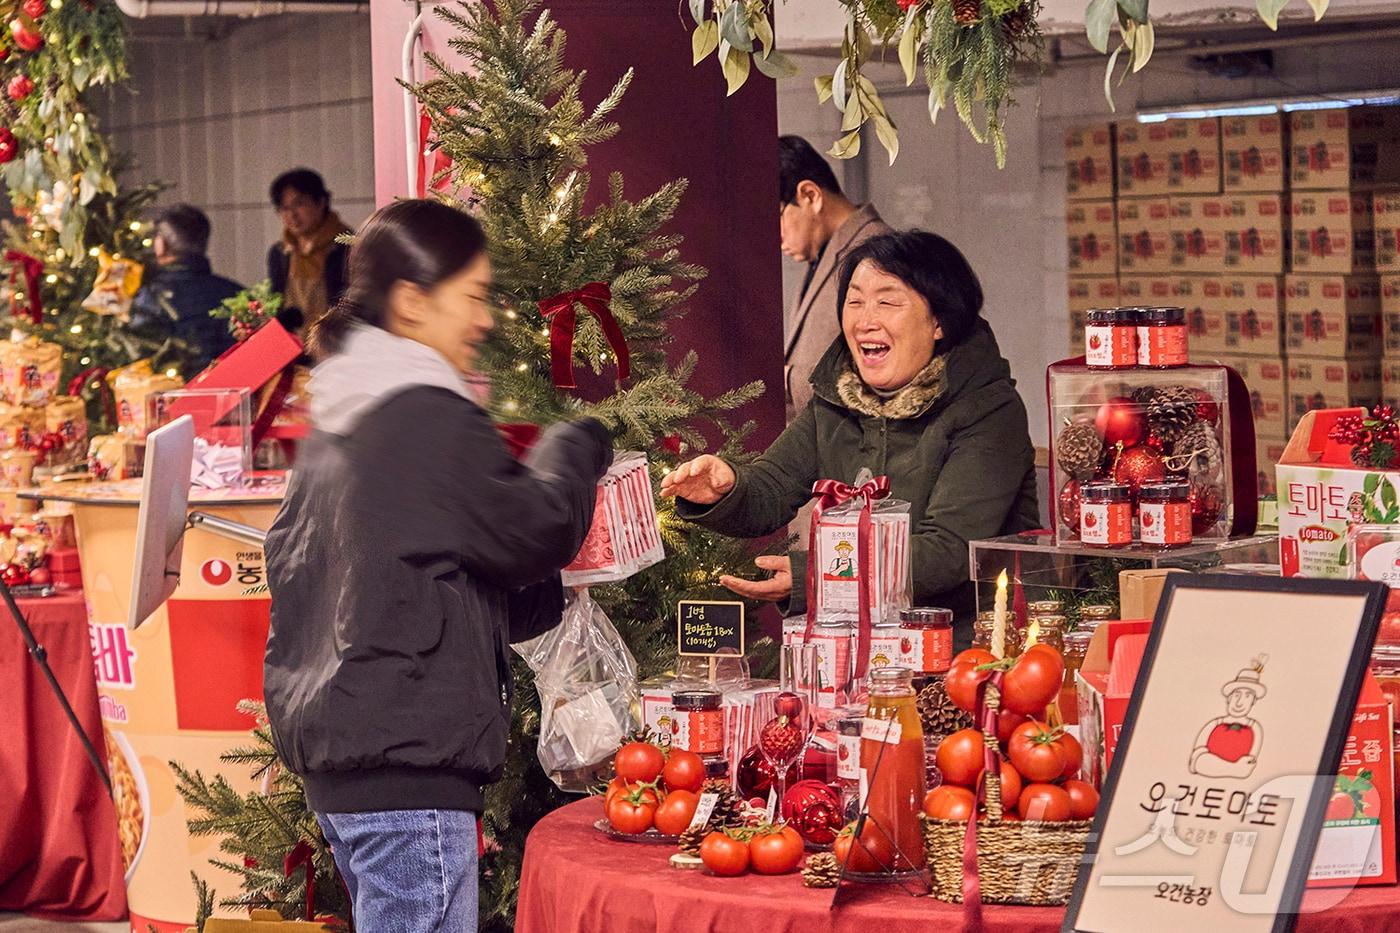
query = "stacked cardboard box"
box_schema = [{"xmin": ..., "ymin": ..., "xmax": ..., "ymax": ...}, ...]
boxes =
[
  {"xmin": 1065, "ymin": 124, "xmax": 1115, "ymax": 201},
  {"xmin": 1377, "ymin": 194, "xmax": 1400, "ymax": 409},
  {"xmin": 1067, "ymin": 276, "xmax": 1120, "ymax": 355}
]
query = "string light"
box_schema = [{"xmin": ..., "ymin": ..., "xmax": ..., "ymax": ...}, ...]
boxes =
[
  {"xmin": 545, "ymin": 212, "xmax": 558, "ymax": 225},
  {"xmin": 548, "ymin": 133, "xmax": 562, "ymax": 146},
  {"xmin": 516, "ymin": 362, "xmax": 528, "ymax": 372},
  {"xmin": 51, "ymin": 0, "xmax": 61, "ymax": 8},
  {"xmin": 141, "ymin": 238, "xmax": 153, "ymax": 247},
  {"xmin": 69, "ymin": 324, "xmax": 82, "ymax": 334},
  {"xmin": 72, "ymin": 112, "xmax": 83, "ymax": 123},
  {"xmin": 88, "ymin": 247, "xmax": 99, "ymax": 257},
  {"xmin": 29, "ymin": 231, "xmax": 40, "ymax": 240},
  {"xmin": 128, "ymin": 221, "xmax": 141, "ymax": 232},
  {"xmin": 44, "ymin": 274, "xmax": 57, "ymax": 284},
  {"xmin": 79, "ymin": 357, "xmax": 90, "ymax": 365},
  {"xmin": 539, "ymin": 327, "xmax": 550, "ymax": 337},
  {"xmin": 54, "ymin": 248, "xmax": 65, "ymax": 260},
  {"xmin": 165, "ymin": 368, "xmax": 178, "ymax": 378},
  {"xmin": 505, "ymin": 309, "xmax": 517, "ymax": 320},
  {"xmin": 503, "ymin": 400, "xmax": 518, "ymax": 413}
]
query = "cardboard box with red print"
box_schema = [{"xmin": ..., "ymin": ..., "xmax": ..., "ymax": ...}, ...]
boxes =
[
  {"xmin": 1291, "ymin": 106, "xmax": 1400, "ymax": 190},
  {"xmin": 1285, "ymin": 360, "xmax": 1381, "ymax": 433},
  {"xmin": 1374, "ymin": 191, "xmax": 1400, "ymax": 269},
  {"xmin": 1285, "ymin": 274, "xmax": 1382, "ymax": 358},
  {"xmin": 1222, "ymin": 113, "xmax": 1288, "ymax": 193},
  {"xmin": 1067, "ymin": 200, "xmax": 1118, "ymax": 275},
  {"xmin": 1170, "ymin": 195, "xmax": 1227, "ymax": 271},
  {"xmin": 1178, "ymin": 275, "xmax": 1228, "ymax": 358},
  {"xmin": 1290, "ymin": 191, "xmax": 1377, "ymax": 274},
  {"xmin": 1211, "ymin": 275, "xmax": 1285, "ymax": 357},
  {"xmin": 1117, "ymin": 197, "xmax": 1173, "ymax": 273},
  {"xmin": 1065, "ymin": 123, "xmax": 1115, "ymax": 201},
  {"xmin": 1068, "ymin": 276, "xmax": 1119, "ymax": 355},
  {"xmin": 1217, "ymin": 352, "xmax": 1288, "ymax": 440},
  {"xmin": 1380, "ymin": 274, "xmax": 1400, "ymax": 354},
  {"xmin": 1218, "ymin": 193, "xmax": 1290, "ymax": 275}
]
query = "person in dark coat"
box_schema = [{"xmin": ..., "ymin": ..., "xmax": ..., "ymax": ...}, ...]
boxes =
[
  {"xmin": 129, "ymin": 204, "xmax": 244, "ymax": 371},
  {"xmin": 266, "ymin": 167, "xmax": 351, "ymax": 334},
  {"xmin": 263, "ymin": 199, "xmax": 612, "ymax": 932},
  {"xmin": 662, "ymin": 230, "xmax": 1039, "ymax": 648}
]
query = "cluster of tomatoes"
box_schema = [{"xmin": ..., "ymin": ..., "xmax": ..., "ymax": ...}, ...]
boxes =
[
  {"xmin": 603, "ymin": 740, "xmax": 708, "ymax": 836},
  {"xmin": 923, "ymin": 645, "xmax": 1099, "ymax": 823},
  {"xmin": 697, "ymin": 824, "xmax": 805, "ymax": 877}
]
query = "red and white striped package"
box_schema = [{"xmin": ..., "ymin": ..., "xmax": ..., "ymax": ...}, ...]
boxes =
[{"xmin": 562, "ymin": 452, "xmax": 665, "ymax": 586}]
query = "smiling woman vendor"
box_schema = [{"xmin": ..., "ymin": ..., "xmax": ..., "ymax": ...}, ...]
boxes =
[{"xmin": 661, "ymin": 230, "xmax": 1039, "ymax": 649}]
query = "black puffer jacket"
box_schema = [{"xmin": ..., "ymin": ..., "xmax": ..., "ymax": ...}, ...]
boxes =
[{"xmin": 264, "ymin": 324, "xmax": 611, "ymax": 814}]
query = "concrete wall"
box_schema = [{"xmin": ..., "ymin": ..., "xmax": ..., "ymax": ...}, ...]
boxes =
[
  {"xmin": 92, "ymin": 14, "xmax": 375, "ymax": 288},
  {"xmin": 778, "ymin": 36, "xmax": 1400, "ymax": 445}
]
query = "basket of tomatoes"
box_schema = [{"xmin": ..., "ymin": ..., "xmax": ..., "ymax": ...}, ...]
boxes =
[
  {"xmin": 920, "ymin": 644, "xmax": 1097, "ymax": 906},
  {"xmin": 598, "ymin": 738, "xmax": 710, "ymax": 841}
]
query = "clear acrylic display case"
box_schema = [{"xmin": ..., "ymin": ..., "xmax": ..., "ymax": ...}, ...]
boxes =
[{"xmin": 149, "ymin": 387, "xmax": 253, "ymax": 488}]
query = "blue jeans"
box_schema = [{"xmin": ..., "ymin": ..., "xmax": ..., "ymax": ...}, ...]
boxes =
[{"xmin": 318, "ymin": 809, "xmax": 479, "ymax": 932}]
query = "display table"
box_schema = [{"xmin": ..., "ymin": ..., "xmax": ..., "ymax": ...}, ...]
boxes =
[
  {"xmin": 518, "ymin": 798, "xmax": 1400, "ymax": 933},
  {"xmin": 0, "ymin": 589, "xmax": 127, "ymax": 922}
]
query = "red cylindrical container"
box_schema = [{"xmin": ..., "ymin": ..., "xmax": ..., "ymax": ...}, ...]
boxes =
[
  {"xmin": 672, "ymin": 689, "xmax": 724, "ymax": 756},
  {"xmin": 898, "ymin": 607, "xmax": 954, "ymax": 675},
  {"xmin": 1085, "ymin": 308, "xmax": 1138, "ymax": 369},
  {"xmin": 1137, "ymin": 306, "xmax": 1189, "ymax": 368},
  {"xmin": 1139, "ymin": 481, "xmax": 1193, "ymax": 547},
  {"xmin": 1080, "ymin": 481, "xmax": 1133, "ymax": 547}
]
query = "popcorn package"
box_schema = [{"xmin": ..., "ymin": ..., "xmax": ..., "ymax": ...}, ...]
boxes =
[
  {"xmin": 45, "ymin": 395, "xmax": 88, "ymax": 465},
  {"xmin": 561, "ymin": 451, "xmax": 664, "ymax": 586},
  {"xmin": 0, "ymin": 402, "xmax": 44, "ymax": 450},
  {"xmin": 0, "ymin": 338, "xmax": 62, "ymax": 407},
  {"xmin": 114, "ymin": 368, "xmax": 183, "ymax": 438}
]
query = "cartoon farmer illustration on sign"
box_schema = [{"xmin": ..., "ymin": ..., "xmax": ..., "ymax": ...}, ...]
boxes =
[
  {"xmin": 826, "ymin": 539, "xmax": 856, "ymax": 579},
  {"xmin": 1190, "ymin": 655, "xmax": 1267, "ymax": 779}
]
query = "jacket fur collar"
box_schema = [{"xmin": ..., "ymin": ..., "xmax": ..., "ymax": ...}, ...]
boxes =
[{"xmin": 835, "ymin": 354, "xmax": 947, "ymax": 420}]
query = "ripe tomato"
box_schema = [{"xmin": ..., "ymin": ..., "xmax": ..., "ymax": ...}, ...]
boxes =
[
  {"xmin": 946, "ymin": 649, "xmax": 998, "ymax": 713},
  {"xmin": 833, "ymin": 820, "xmax": 894, "ymax": 873},
  {"xmin": 1019, "ymin": 783, "xmax": 1072, "ymax": 822},
  {"xmin": 978, "ymin": 760, "xmax": 1021, "ymax": 809},
  {"xmin": 1001, "ymin": 647, "xmax": 1065, "ymax": 715},
  {"xmin": 654, "ymin": 789, "xmax": 700, "ymax": 835},
  {"xmin": 699, "ymin": 831, "xmax": 750, "ymax": 876},
  {"xmin": 750, "ymin": 825, "xmax": 804, "ymax": 875},
  {"xmin": 615, "ymin": 741, "xmax": 666, "ymax": 783},
  {"xmin": 662, "ymin": 749, "xmax": 706, "ymax": 793},
  {"xmin": 923, "ymin": 785, "xmax": 977, "ymax": 821},
  {"xmin": 1008, "ymin": 720, "xmax": 1067, "ymax": 783},
  {"xmin": 996, "ymin": 709, "xmax": 1029, "ymax": 744},
  {"xmin": 606, "ymin": 794, "xmax": 656, "ymax": 834},
  {"xmin": 1057, "ymin": 732, "xmax": 1084, "ymax": 781},
  {"xmin": 604, "ymin": 776, "xmax": 629, "ymax": 808},
  {"xmin": 1062, "ymin": 779, "xmax": 1099, "ymax": 820},
  {"xmin": 606, "ymin": 779, "xmax": 658, "ymax": 810},
  {"xmin": 935, "ymin": 728, "xmax": 986, "ymax": 787},
  {"xmin": 1001, "ymin": 809, "xmax": 1022, "ymax": 821}
]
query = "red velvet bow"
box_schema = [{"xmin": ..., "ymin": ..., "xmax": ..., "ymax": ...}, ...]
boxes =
[
  {"xmin": 5, "ymin": 249, "xmax": 43, "ymax": 325},
  {"xmin": 417, "ymin": 107, "xmax": 454, "ymax": 199},
  {"xmin": 537, "ymin": 283, "xmax": 630, "ymax": 390},
  {"xmin": 803, "ymin": 476, "xmax": 891, "ymax": 682},
  {"xmin": 284, "ymin": 839, "xmax": 316, "ymax": 921},
  {"xmin": 67, "ymin": 367, "xmax": 116, "ymax": 427}
]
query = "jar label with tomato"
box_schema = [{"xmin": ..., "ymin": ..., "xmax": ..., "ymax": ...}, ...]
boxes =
[
  {"xmin": 1080, "ymin": 501, "xmax": 1132, "ymax": 546},
  {"xmin": 836, "ymin": 732, "xmax": 861, "ymax": 781},
  {"xmin": 1137, "ymin": 323, "xmax": 1188, "ymax": 367},
  {"xmin": 1140, "ymin": 500, "xmax": 1191, "ymax": 546},
  {"xmin": 1085, "ymin": 324, "xmax": 1135, "ymax": 368}
]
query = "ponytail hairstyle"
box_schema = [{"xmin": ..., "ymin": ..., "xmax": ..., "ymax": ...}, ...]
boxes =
[{"xmin": 309, "ymin": 199, "xmax": 488, "ymax": 359}]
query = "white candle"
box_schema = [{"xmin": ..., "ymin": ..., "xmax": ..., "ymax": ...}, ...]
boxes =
[
  {"xmin": 1025, "ymin": 618, "xmax": 1040, "ymax": 649},
  {"xmin": 991, "ymin": 570, "xmax": 1008, "ymax": 659}
]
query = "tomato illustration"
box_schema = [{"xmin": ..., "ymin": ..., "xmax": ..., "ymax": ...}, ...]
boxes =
[
  {"xmin": 1141, "ymin": 510, "xmax": 1155, "ymax": 529},
  {"xmin": 1326, "ymin": 770, "xmax": 1379, "ymax": 821},
  {"xmin": 1204, "ymin": 722, "xmax": 1254, "ymax": 763},
  {"xmin": 1084, "ymin": 512, "xmax": 1098, "ymax": 529}
]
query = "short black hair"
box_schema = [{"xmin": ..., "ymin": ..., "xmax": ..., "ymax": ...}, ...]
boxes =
[
  {"xmin": 156, "ymin": 203, "xmax": 212, "ymax": 257},
  {"xmin": 270, "ymin": 168, "xmax": 330, "ymax": 207},
  {"xmin": 779, "ymin": 135, "xmax": 842, "ymax": 204},
  {"xmin": 837, "ymin": 230, "xmax": 984, "ymax": 354}
]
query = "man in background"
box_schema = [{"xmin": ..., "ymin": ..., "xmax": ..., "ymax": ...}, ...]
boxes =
[
  {"xmin": 267, "ymin": 167, "xmax": 351, "ymax": 334},
  {"xmin": 779, "ymin": 135, "xmax": 890, "ymax": 421},
  {"xmin": 131, "ymin": 203, "xmax": 244, "ymax": 371}
]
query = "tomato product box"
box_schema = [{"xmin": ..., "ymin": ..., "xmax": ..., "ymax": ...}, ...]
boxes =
[
  {"xmin": 1068, "ymin": 276, "xmax": 1120, "ymax": 355},
  {"xmin": 1291, "ymin": 190, "xmax": 1377, "ymax": 274},
  {"xmin": 1374, "ymin": 191, "xmax": 1400, "ymax": 269},
  {"xmin": 1383, "ymin": 359, "xmax": 1400, "ymax": 411},
  {"xmin": 1211, "ymin": 275, "xmax": 1284, "ymax": 356},
  {"xmin": 1065, "ymin": 123, "xmax": 1115, "ymax": 201},
  {"xmin": 1285, "ymin": 274, "xmax": 1382, "ymax": 359},
  {"xmin": 1161, "ymin": 117, "xmax": 1223, "ymax": 194},
  {"xmin": 1116, "ymin": 121, "xmax": 1171, "ymax": 196},
  {"xmin": 1223, "ymin": 113, "xmax": 1288, "ymax": 193},
  {"xmin": 1178, "ymin": 275, "xmax": 1227, "ymax": 358},
  {"xmin": 1170, "ymin": 195, "xmax": 1227, "ymax": 272},
  {"xmin": 1307, "ymin": 672, "xmax": 1395, "ymax": 887},
  {"xmin": 1217, "ymin": 352, "xmax": 1288, "ymax": 441},
  {"xmin": 1291, "ymin": 106, "xmax": 1400, "ymax": 191},
  {"xmin": 1076, "ymin": 619, "xmax": 1152, "ymax": 788},
  {"xmin": 1257, "ymin": 438, "xmax": 1286, "ymax": 496},
  {"xmin": 1117, "ymin": 274, "xmax": 1175, "ymax": 307},
  {"xmin": 1278, "ymin": 408, "xmax": 1400, "ymax": 578},
  {"xmin": 1067, "ymin": 200, "xmax": 1118, "ymax": 275},
  {"xmin": 1117, "ymin": 197, "xmax": 1173, "ymax": 273},
  {"xmin": 1381, "ymin": 274, "xmax": 1400, "ymax": 354},
  {"xmin": 1218, "ymin": 193, "xmax": 1290, "ymax": 275},
  {"xmin": 1286, "ymin": 360, "xmax": 1381, "ymax": 434}
]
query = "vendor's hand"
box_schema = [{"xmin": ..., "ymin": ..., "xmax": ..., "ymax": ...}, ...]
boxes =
[
  {"xmin": 659, "ymin": 455, "xmax": 736, "ymax": 505},
  {"xmin": 720, "ymin": 556, "xmax": 792, "ymax": 602}
]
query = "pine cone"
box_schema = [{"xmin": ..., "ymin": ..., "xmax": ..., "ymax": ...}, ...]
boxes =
[
  {"xmin": 698, "ymin": 777, "xmax": 745, "ymax": 828},
  {"xmin": 802, "ymin": 852, "xmax": 842, "ymax": 888},
  {"xmin": 678, "ymin": 824, "xmax": 707, "ymax": 856},
  {"xmin": 917, "ymin": 678, "xmax": 974, "ymax": 737},
  {"xmin": 954, "ymin": 0, "xmax": 981, "ymax": 26},
  {"xmin": 1145, "ymin": 385, "xmax": 1198, "ymax": 445},
  {"xmin": 1055, "ymin": 421, "xmax": 1104, "ymax": 482},
  {"xmin": 1167, "ymin": 420, "xmax": 1223, "ymax": 483}
]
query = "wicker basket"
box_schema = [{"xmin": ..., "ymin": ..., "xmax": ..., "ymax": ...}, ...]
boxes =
[{"xmin": 922, "ymin": 684, "xmax": 1091, "ymax": 906}]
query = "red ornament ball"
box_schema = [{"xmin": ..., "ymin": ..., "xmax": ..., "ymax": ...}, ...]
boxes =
[
  {"xmin": 21, "ymin": 0, "xmax": 44, "ymax": 19},
  {"xmin": 1113, "ymin": 445, "xmax": 1167, "ymax": 494},
  {"xmin": 1193, "ymin": 388, "xmax": 1221, "ymax": 426},
  {"xmin": 735, "ymin": 744, "xmax": 799, "ymax": 800},
  {"xmin": 1, "ymin": 562, "xmax": 30, "ymax": 587},
  {"xmin": 1190, "ymin": 484, "xmax": 1224, "ymax": 535},
  {"xmin": 781, "ymin": 779, "xmax": 844, "ymax": 844},
  {"xmin": 9, "ymin": 18, "xmax": 41, "ymax": 52},
  {"xmin": 28, "ymin": 566, "xmax": 50, "ymax": 586},
  {"xmin": 1144, "ymin": 430, "xmax": 1166, "ymax": 453},
  {"xmin": 7, "ymin": 74, "xmax": 33, "ymax": 102},
  {"xmin": 1095, "ymin": 397, "xmax": 1147, "ymax": 449},
  {"xmin": 0, "ymin": 128, "xmax": 16, "ymax": 165},
  {"xmin": 1059, "ymin": 479, "xmax": 1082, "ymax": 533}
]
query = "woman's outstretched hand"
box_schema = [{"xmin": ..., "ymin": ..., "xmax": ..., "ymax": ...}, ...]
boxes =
[
  {"xmin": 720, "ymin": 556, "xmax": 793, "ymax": 602},
  {"xmin": 659, "ymin": 455, "xmax": 736, "ymax": 505}
]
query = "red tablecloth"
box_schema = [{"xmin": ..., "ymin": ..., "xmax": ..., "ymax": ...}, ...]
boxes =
[
  {"xmin": 518, "ymin": 797, "xmax": 1400, "ymax": 933},
  {"xmin": 0, "ymin": 590, "xmax": 127, "ymax": 921}
]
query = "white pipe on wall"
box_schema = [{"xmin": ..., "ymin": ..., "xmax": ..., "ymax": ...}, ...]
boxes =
[
  {"xmin": 116, "ymin": 0, "xmax": 365, "ymax": 17},
  {"xmin": 403, "ymin": 10, "xmax": 427, "ymax": 198}
]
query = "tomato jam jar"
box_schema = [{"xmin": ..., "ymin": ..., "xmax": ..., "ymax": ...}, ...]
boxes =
[
  {"xmin": 1137, "ymin": 306, "xmax": 1188, "ymax": 368},
  {"xmin": 1080, "ymin": 481, "xmax": 1132, "ymax": 547},
  {"xmin": 1085, "ymin": 308, "xmax": 1138, "ymax": 369},
  {"xmin": 1138, "ymin": 481, "xmax": 1192, "ymax": 547}
]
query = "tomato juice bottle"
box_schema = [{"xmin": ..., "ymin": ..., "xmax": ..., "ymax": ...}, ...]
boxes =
[{"xmin": 860, "ymin": 667, "xmax": 927, "ymax": 871}]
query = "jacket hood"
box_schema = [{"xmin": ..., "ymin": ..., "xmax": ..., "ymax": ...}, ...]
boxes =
[
  {"xmin": 309, "ymin": 324, "xmax": 473, "ymax": 436},
  {"xmin": 810, "ymin": 319, "xmax": 1012, "ymax": 420}
]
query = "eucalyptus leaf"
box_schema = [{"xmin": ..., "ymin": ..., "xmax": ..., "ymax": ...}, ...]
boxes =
[
  {"xmin": 1131, "ymin": 19, "xmax": 1155, "ymax": 71},
  {"xmin": 841, "ymin": 94, "xmax": 866, "ymax": 132},
  {"xmin": 753, "ymin": 12, "xmax": 774, "ymax": 57},
  {"xmin": 898, "ymin": 18, "xmax": 922, "ymax": 86},
  {"xmin": 689, "ymin": 0, "xmax": 705, "ymax": 26},
  {"xmin": 828, "ymin": 129, "xmax": 861, "ymax": 160},
  {"xmin": 1116, "ymin": 0, "xmax": 1148, "ymax": 23},
  {"xmin": 753, "ymin": 48, "xmax": 799, "ymax": 79},
  {"xmin": 721, "ymin": 47, "xmax": 751, "ymax": 95},
  {"xmin": 720, "ymin": 1, "xmax": 753, "ymax": 52},
  {"xmin": 873, "ymin": 111, "xmax": 900, "ymax": 165},
  {"xmin": 1256, "ymin": 0, "xmax": 1288, "ymax": 29},
  {"xmin": 853, "ymin": 21, "xmax": 874, "ymax": 60},
  {"xmin": 719, "ymin": 36, "xmax": 731, "ymax": 63},
  {"xmin": 692, "ymin": 21, "xmax": 719, "ymax": 65},
  {"xmin": 832, "ymin": 58, "xmax": 850, "ymax": 111},
  {"xmin": 1102, "ymin": 44, "xmax": 1123, "ymax": 111},
  {"xmin": 1085, "ymin": 0, "xmax": 1115, "ymax": 53},
  {"xmin": 1306, "ymin": 0, "xmax": 1329, "ymax": 19},
  {"xmin": 928, "ymin": 80, "xmax": 949, "ymax": 124},
  {"xmin": 815, "ymin": 73, "xmax": 834, "ymax": 103}
]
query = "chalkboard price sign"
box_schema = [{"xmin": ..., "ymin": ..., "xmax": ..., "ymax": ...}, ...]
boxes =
[{"xmin": 677, "ymin": 600, "xmax": 745, "ymax": 657}]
